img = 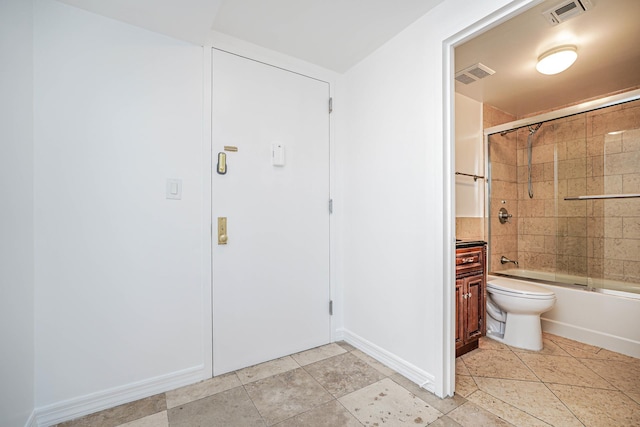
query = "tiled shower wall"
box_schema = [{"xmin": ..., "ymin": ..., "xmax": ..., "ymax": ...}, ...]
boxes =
[
  {"xmin": 488, "ymin": 98, "xmax": 640, "ymax": 286},
  {"xmin": 484, "ymin": 105, "xmax": 517, "ymax": 272}
]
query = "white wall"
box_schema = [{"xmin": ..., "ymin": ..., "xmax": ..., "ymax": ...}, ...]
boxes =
[
  {"xmin": 337, "ymin": 0, "xmax": 531, "ymax": 396},
  {"xmin": 0, "ymin": 0, "xmax": 35, "ymax": 425},
  {"xmin": 455, "ymin": 93, "xmax": 484, "ymax": 217},
  {"xmin": 33, "ymin": 0, "xmax": 205, "ymax": 418},
  {"xmin": 8, "ymin": 0, "xmax": 540, "ymax": 419}
]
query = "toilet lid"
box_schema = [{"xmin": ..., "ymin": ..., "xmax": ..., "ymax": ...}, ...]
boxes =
[{"xmin": 487, "ymin": 278, "xmax": 555, "ymax": 298}]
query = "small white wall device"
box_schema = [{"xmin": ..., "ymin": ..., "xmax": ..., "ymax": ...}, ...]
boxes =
[
  {"xmin": 166, "ymin": 178, "xmax": 182, "ymax": 200},
  {"xmin": 272, "ymin": 143, "xmax": 285, "ymax": 166}
]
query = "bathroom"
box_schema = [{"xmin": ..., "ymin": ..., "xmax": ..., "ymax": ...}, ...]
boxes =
[{"xmin": 454, "ymin": 0, "xmax": 640, "ymax": 358}]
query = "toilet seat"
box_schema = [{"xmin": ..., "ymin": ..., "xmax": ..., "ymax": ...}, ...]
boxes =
[{"xmin": 487, "ymin": 279, "xmax": 555, "ymax": 300}]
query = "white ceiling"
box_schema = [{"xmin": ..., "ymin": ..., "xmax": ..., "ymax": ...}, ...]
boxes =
[
  {"xmin": 56, "ymin": 0, "xmax": 640, "ymax": 116},
  {"xmin": 455, "ymin": 0, "xmax": 640, "ymax": 117},
  {"xmin": 58, "ymin": 0, "xmax": 445, "ymax": 73}
]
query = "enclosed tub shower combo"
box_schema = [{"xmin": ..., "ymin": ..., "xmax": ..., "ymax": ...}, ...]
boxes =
[{"xmin": 484, "ymin": 89, "xmax": 640, "ymax": 356}]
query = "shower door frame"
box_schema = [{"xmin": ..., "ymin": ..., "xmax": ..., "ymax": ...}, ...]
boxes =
[{"xmin": 484, "ymin": 88, "xmax": 640, "ymax": 282}]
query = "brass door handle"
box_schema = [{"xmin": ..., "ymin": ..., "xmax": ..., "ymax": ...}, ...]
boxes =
[{"xmin": 218, "ymin": 217, "xmax": 228, "ymax": 245}]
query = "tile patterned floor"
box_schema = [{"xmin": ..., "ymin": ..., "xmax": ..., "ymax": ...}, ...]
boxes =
[{"xmin": 57, "ymin": 334, "xmax": 640, "ymax": 426}]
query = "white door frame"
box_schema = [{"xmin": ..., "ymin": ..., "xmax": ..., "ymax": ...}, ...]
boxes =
[
  {"xmin": 202, "ymin": 46, "xmax": 214, "ymax": 379},
  {"xmin": 441, "ymin": 0, "xmax": 541, "ymax": 397},
  {"xmin": 201, "ymin": 43, "xmax": 339, "ymax": 379}
]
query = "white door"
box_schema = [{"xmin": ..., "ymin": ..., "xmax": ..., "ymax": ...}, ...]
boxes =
[{"xmin": 212, "ymin": 49, "xmax": 331, "ymax": 375}]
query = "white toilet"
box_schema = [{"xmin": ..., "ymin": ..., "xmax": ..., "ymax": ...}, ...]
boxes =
[{"xmin": 486, "ymin": 277, "xmax": 556, "ymax": 351}]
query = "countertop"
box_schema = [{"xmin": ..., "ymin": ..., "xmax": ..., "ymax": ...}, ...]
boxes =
[{"xmin": 455, "ymin": 239, "xmax": 487, "ymax": 249}]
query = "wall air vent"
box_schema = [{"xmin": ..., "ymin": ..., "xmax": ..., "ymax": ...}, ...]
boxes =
[
  {"xmin": 455, "ymin": 63, "xmax": 495, "ymax": 85},
  {"xmin": 542, "ymin": 0, "xmax": 593, "ymax": 25}
]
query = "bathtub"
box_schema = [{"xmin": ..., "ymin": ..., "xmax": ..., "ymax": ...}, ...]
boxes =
[
  {"xmin": 493, "ymin": 269, "xmax": 640, "ymax": 296},
  {"xmin": 488, "ymin": 272, "xmax": 640, "ymax": 358}
]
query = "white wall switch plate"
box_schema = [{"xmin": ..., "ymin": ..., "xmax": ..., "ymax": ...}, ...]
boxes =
[{"xmin": 166, "ymin": 178, "xmax": 182, "ymax": 200}]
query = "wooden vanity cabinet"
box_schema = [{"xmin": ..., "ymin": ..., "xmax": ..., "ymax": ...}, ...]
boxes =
[{"xmin": 455, "ymin": 243, "xmax": 486, "ymax": 357}]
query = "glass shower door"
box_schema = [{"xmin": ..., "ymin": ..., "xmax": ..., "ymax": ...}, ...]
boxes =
[{"xmin": 560, "ymin": 122, "xmax": 640, "ymax": 295}]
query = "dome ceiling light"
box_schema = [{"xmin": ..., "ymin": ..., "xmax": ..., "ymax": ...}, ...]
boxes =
[{"xmin": 536, "ymin": 45, "xmax": 578, "ymax": 75}]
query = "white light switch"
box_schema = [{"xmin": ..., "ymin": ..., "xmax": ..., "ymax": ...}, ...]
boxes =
[
  {"xmin": 166, "ymin": 179, "xmax": 182, "ymax": 200},
  {"xmin": 272, "ymin": 143, "xmax": 285, "ymax": 166}
]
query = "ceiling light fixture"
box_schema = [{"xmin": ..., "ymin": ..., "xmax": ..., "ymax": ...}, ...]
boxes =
[{"xmin": 536, "ymin": 45, "xmax": 578, "ymax": 75}]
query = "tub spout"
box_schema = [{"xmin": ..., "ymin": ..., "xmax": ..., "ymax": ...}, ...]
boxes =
[{"xmin": 500, "ymin": 256, "xmax": 519, "ymax": 266}]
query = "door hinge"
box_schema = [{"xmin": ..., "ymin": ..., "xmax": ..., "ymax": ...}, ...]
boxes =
[
  {"xmin": 329, "ymin": 300, "xmax": 333, "ymax": 315},
  {"xmin": 329, "ymin": 97, "xmax": 333, "ymax": 114},
  {"xmin": 329, "ymin": 199, "xmax": 333, "ymax": 214}
]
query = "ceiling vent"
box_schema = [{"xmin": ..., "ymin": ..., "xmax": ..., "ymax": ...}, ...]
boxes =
[
  {"xmin": 455, "ymin": 63, "xmax": 496, "ymax": 85},
  {"xmin": 542, "ymin": 0, "xmax": 593, "ymax": 25}
]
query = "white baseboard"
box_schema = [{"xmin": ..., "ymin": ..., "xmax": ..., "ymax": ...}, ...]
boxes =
[
  {"xmin": 25, "ymin": 410, "xmax": 37, "ymax": 427},
  {"xmin": 339, "ymin": 329, "xmax": 436, "ymax": 393},
  {"xmin": 542, "ymin": 318, "xmax": 640, "ymax": 358},
  {"xmin": 35, "ymin": 365, "xmax": 206, "ymax": 427}
]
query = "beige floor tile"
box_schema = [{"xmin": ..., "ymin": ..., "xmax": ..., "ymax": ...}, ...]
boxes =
[
  {"xmin": 165, "ymin": 372, "xmax": 240, "ymax": 408},
  {"xmin": 480, "ymin": 336, "xmax": 511, "ymax": 351},
  {"xmin": 574, "ymin": 347, "xmax": 640, "ymax": 364},
  {"xmin": 57, "ymin": 394, "xmax": 166, "ymax": 427},
  {"xmin": 466, "ymin": 390, "xmax": 550, "ymax": 427},
  {"xmin": 428, "ymin": 416, "xmax": 464, "ymax": 427},
  {"xmin": 244, "ymin": 368, "xmax": 333, "ymax": 425},
  {"xmin": 167, "ymin": 386, "xmax": 264, "ymax": 427},
  {"xmin": 543, "ymin": 333, "xmax": 601, "ymax": 355},
  {"xmin": 55, "ymin": 334, "xmax": 640, "ymax": 427},
  {"xmin": 548, "ymin": 383, "xmax": 640, "ymax": 427},
  {"xmin": 455, "ymin": 358, "xmax": 470, "ymax": 376},
  {"xmin": 473, "ymin": 377, "xmax": 582, "ymax": 427},
  {"xmin": 462, "ymin": 349, "xmax": 538, "ymax": 381},
  {"xmin": 455, "ymin": 374, "xmax": 478, "ymax": 398},
  {"xmin": 235, "ymin": 356, "xmax": 299, "ymax": 385},
  {"xmin": 447, "ymin": 402, "xmax": 514, "ymax": 427},
  {"xmin": 339, "ymin": 378, "xmax": 442, "ymax": 426},
  {"xmin": 304, "ymin": 352, "xmax": 386, "ymax": 398},
  {"xmin": 626, "ymin": 389, "xmax": 640, "ymax": 406},
  {"xmin": 116, "ymin": 411, "xmax": 168, "ymax": 427},
  {"xmin": 579, "ymin": 358, "xmax": 640, "ymax": 396},
  {"xmin": 273, "ymin": 400, "xmax": 361, "ymax": 427},
  {"xmin": 335, "ymin": 341, "xmax": 356, "ymax": 352},
  {"xmin": 510, "ymin": 338, "xmax": 571, "ymax": 357},
  {"xmin": 559, "ymin": 346, "xmax": 612, "ymax": 360},
  {"xmin": 390, "ymin": 373, "xmax": 466, "ymax": 415},
  {"xmin": 350, "ymin": 349, "xmax": 396, "ymax": 376},
  {"xmin": 595, "ymin": 349, "xmax": 640, "ymax": 365},
  {"xmin": 518, "ymin": 353, "xmax": 615, "ymax": 389},
  {"xmin": 290, "ymin": 343, "xmax": 346, "ymax": 366}
]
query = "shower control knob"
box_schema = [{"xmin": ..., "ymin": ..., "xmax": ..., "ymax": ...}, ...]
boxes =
[{"xmin": 498, "ymin": 207, "xmax": 512, "ymax": 224}]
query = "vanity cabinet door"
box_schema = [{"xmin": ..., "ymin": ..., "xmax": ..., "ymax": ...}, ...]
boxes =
[
  {"xmin": 455, "ymin": 278, "xmax": 465, "ymax": 350},
  {"xmin": 464, "ymin": 274, "xmax": 484, "ymax": 342}
]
